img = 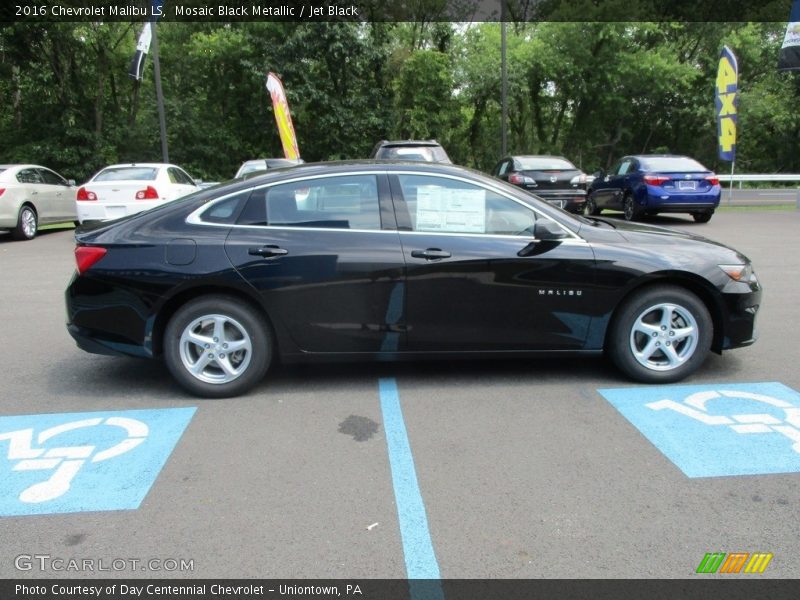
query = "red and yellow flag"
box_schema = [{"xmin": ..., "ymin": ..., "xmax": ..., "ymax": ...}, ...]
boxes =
[{"xmin": 266, "ymin": 72, "xmax": 300, "ymax": 160}]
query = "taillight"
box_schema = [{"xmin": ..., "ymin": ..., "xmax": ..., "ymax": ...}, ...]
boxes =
[
  {"xmin": 0, "ymin": 188, "xmax": 5, "ymax": 197},
  {"xmin": 705, "ymin": 175, "xmax": 720, "ymax": 185},
  {"xmin": 643, "ymin": 175, "xmax": 671, "ymax": 186},
  {"xmin": 77, "ymin": 187, "xmax": 97, "ymax": 201},
  {"xmin": 508, "ymin": 173, "xmax": 523, "ymax": 185},
  {"xmin": 75, "ymin": 246, "xmax": 107, "ymax": 274},
  {"xmin": 135, "ymin": 186, "xmax": 159, "ymax": 200}
]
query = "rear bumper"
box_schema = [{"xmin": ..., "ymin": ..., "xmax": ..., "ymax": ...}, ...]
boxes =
[
  {"xmin": 65, "ymin": 273, "xmax": 154, "ymax": 358},
  {"xmin": 526, "ymin": 189, "xmax": 587, "ymax": 212},
  {"xmin": 76, "ymin": 200, "xmax": 163, "ymax": 223},
  {"xmin": 652, "ymin": 203, "xmax": 718, "ymax": 213},
  {"xmin": 644, "ymin": 186, "xmax": 721, "ymax": 212}
]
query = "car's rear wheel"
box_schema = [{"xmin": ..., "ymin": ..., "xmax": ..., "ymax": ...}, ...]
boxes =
[
  {"xmin": 12, "ymin": 205, "xmax": 38, "ymax": 240},
  {"xmin": 585, "ymin": 193, "xmax": 601, "ymax": 215},
  {"xmin": 692, "ymin": 211, "xmax": 714, "ymax": 223},
  {"xmin": 164, "ymin": 296, "xmax": 272, "ymax": 398},
  {"xmin": 608, "ymin": 285, "xmax": 712, "ymax": 383},
  {"xmin": 622, "ymin": 194, "xmax": 641, "ymax": 222}
]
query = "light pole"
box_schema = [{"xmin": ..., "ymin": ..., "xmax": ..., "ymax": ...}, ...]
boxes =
[{"xmin": 500, "ymin": 11, "xmax": 508, "ymax": 157}]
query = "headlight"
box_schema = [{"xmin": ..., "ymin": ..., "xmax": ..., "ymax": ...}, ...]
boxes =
[{"xmin": 719, "ymin": 263, "xmax": 757, "ymax": 283}]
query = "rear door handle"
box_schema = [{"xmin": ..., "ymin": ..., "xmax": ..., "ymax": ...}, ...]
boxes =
[
  {"xmin": 411, "ymin": 248, "xmax": 451, "ymax": 260},
  {"xmin": 248, "ymin": 245, "xmax": 288, "ymax": 258}
]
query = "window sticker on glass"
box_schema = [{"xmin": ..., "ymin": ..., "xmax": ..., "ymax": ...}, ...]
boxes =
[{"xmin": 416, "ymin": 186, "xmax": 486, "ymax": 233}]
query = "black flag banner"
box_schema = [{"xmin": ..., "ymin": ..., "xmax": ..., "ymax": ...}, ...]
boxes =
[
  {"xmin": 128, "ymin": 22, "xmax": 152, "ymax": 81},
  {"xmin": 778, "ymin": 0, "xmax": 800, "ymax": 70}
]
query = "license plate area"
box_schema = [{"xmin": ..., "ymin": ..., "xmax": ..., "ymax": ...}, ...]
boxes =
[
  {"xmin": 678, "ymin": 180, "xmax": 697, "ymax": 190},
  {"xmin": 546, "ymin": 199, "xmax": 565, "ymax": 209}
]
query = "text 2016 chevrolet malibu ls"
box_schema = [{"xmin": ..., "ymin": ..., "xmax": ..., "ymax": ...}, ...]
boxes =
[{"xmin": 65, "ymin": 162, "xmax": 761, "ymax": 398}]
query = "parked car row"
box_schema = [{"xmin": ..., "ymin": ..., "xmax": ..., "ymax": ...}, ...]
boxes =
[
  {"xmin": 1, "ymin": 146, "xmax": 723, "ymax": 242},
  {"xmin": 363, "ymin": 141, "xmax": 720, "ymax": 224},
  {"xmin": 1, "ymin": 162, "xmax": 201, "ymax": 241}
]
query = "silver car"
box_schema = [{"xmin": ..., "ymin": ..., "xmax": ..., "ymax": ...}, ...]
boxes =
[{"xmin": 0, "ymin": 164, "xmax": 76, "ymax": 240}]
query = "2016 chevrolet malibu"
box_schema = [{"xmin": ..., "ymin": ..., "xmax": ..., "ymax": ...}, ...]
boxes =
[{"xmin": 65, "ymin": 162, "xmax": 761, "ymax": 398}]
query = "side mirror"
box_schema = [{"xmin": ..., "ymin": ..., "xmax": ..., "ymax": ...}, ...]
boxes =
[
  {"xmin": 534, "ymin": 219, "xmax": 568, "ymax": 241},
  {"xmin": 194, "ymin": 178, "xmax": 203, "ymax": 186},
  {"xmin": 67, "ymin": 179, "xmax": 76, "ymax": 186},
  {"xmin": 592, "ymin": 169, "xmax": 604, "ymax": 178}
]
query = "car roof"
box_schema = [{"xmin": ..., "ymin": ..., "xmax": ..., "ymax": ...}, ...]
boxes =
[
  {"xmin": 0, "ymin": 164, "xmax": 45, "ymax": 170},
  {"xmin": 99, "ymin": 163, "xmax": 175, "ymax": 169},
  {"xmin": 628, "ymin": 154, "xmax": 689, "ymax": 159}
]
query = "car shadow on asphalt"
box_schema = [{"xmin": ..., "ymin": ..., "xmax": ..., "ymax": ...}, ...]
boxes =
[{"xmin": 49, "ymin": 347, "xmax": 751, "ymax": 403}]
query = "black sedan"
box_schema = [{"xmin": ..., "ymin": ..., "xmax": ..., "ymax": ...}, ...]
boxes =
[
  {"xmin": 66, "ymin": 162, "xmax": 761, "ymax": 398},
  {"xmin": 492, "ymin": 155, "xmax": 588, "ymax": 213}
]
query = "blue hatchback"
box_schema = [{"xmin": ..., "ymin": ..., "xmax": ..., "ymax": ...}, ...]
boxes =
[{"xmin": 587, "ymin": 155, "xmax": 721, "ymax": 223}]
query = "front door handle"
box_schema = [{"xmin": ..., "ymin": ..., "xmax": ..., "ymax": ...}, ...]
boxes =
[
  {"xmin": 248, "ymin": 245, "xmax": 288, "ymax": 258},
  {"xmin": 411, "ymin": 248, "xmax": 451, "ymax": 260}
]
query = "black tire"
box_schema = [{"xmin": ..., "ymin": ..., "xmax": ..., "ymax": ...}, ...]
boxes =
[
  {"xmin": 164, "ymin": 295, "xmax": 272, "ymax": 398},
  {"xmin": 607, "ymin": 285, "xmax": 713, "ymax": 384},
  {"xmin": 11, "ymin": 205, "xmax": 38, "ymax": 240},
  {"xmin": 585, "ymin": 193, "xmax": 601, "ymax": 215},
  {"xmin": 692, "ymin": 211, "xmax": 714, "ymax": 223},
  {"xmin": 622, "ymin": 193, "xmax": 641, "ymax": 222}
]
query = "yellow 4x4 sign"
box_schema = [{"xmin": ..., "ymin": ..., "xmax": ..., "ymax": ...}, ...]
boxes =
[{"xmin": 715, "ymin": 46, "xmax": 738, "ymax": 162}]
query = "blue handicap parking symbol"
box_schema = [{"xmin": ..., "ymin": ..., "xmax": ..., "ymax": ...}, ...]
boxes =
[
  {"xmin": 0, "ymin": 407, "xmax": 195, "ymax": 516},
  {"xmin": 598, "ymin": 382, "xmax": 800, "ymax": 478}
]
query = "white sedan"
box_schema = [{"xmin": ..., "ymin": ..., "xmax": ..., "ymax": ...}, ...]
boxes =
[
  {"xmin": 0, "ymin": 164, "xmax": 77, "ymax": 240},
  {"xmin": 76, "ymin": 163, "xmax": 199, "ymax": 224}
]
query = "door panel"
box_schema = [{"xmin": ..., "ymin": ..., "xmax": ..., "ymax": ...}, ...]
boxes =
[
  {"xmin": 224, "ymin": 174, "xmax": 406, "ymax": 353},
  {"xmin": 389, "ymin": 173, "xmax": 596, "ymax": 352},
  {"xmin": 400, "ymin": 233, "xmax": 595, "ymax": 351}
]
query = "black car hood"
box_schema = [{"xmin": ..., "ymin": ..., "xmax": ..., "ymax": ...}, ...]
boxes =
[{"xmin": 579, "ymin": 217, "xmax": 750, "ymax": 262}]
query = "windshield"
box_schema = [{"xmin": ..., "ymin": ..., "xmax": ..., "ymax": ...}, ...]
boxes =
[
  {"xmin": 516, "ymin": 157, "xmax": 576, "ymax": 170},
  {"xmin": 94, "ymin": 167, "xmax": 158, "ymax": 181},
  {"xmin": 639, "ymin": 157, "xmax": 707, "ymax": 172}
]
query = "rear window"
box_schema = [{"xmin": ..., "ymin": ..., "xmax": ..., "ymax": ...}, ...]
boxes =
[
  {"xmin": 516, "ymin": 157, "xmax": 576, "ymax": 170},
  {"xmin": 93, "ymin": 167, "xmax": 158, "ymax": 181},
  {"xmin": 376, "ymin": 145, "xmax": 449, "ymax": 162},
  {"xmin": 639, "ymin": 157, "xmax": 707, "ymax": 172},
  {"xmin": 237, "ymin": 162, "xmax": 265, "ymax": 177}
]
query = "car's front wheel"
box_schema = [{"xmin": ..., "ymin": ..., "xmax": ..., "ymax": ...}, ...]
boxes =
[
  {"xmin": 12, "ymin": 205, "xmax": 38, "ymax": 240},
  {"xmin": 164, "ymin": 296, "xmax": 272, "ymax": 398},
  {"xmin": 608, "ymin": 285, "xmax": 712, "ymax": 383}
]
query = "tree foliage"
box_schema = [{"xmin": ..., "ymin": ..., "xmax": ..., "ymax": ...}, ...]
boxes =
[{"xmin": 0, "ymin": 21, "xmax": 798, "ymax": 182}]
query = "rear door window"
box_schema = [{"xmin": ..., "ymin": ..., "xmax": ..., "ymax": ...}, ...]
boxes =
[{"xmin": 238, "ymin": 175, "xmax": 382, "ymax": 230}]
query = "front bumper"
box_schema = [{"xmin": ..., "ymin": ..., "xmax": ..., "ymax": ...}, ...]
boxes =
[{"xmin": 719, "ymin": 283, "xmax": 762, "ymax": 351}]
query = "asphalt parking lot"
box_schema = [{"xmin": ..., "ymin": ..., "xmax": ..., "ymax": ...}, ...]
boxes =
[{"xmin": 1, "ymin": 208, "xmax": 799, "ymax": 580}]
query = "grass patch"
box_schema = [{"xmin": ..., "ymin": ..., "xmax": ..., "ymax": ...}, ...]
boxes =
[{"xmin": 39, "ymin": 222, "xmax": 76, "ymax": 231}]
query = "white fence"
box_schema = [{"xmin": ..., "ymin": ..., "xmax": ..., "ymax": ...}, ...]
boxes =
[{"xmin": 719, "ymin": 174, "xmax": 800, "ymax": 188}]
